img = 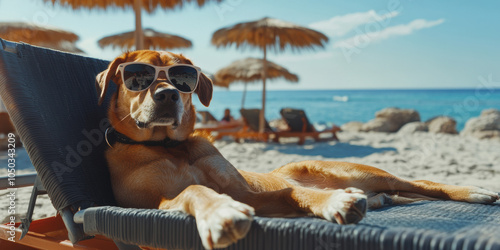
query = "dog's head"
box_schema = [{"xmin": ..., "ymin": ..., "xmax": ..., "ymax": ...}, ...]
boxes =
[{"xmin": 96, "ymin": 50, "xmax": 213, "ymax": 141}]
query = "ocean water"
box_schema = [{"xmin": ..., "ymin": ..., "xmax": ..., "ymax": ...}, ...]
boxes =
[{"xmin": 194, "ymin": 89, "xmax": 500, "ymax": 131}]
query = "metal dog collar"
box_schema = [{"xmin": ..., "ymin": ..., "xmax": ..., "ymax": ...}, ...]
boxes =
[{"xmin": 105, "ymin": 127, "xmax": 182, "ymax": 148}]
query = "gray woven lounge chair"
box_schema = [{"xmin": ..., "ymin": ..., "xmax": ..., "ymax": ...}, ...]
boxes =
[{"xmin": 1, "ymin": 38, "xmax": 499, "ymax": 249}]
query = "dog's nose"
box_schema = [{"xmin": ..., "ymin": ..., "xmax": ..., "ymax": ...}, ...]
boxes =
[{"xmin": 154, "ymin": 88, "xmax": 179, "ymax": 104}]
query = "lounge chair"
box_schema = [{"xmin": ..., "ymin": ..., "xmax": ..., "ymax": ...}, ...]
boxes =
[
  {"xmin": 1, "ymin": 39, "xmax": 500, "ymax": 249},
  {"xmin": 0, "ymin": 111, "xmax": 17, "ymax": 150},
  {"xmin": 276, "ymin": 108, "xmax": 340, "ymax": 144},
  {"xmin": 0, "ymin": 112, "xmax": 15, "ymax": 134},
  {"xmin": 214, "ymin": 109, "xmax": 274, "ymax": 142},
  {"xmin": 195, "ymin": 110, "xmax": 243, "ymax": 133},
  {"xmin": 216, "ymin": 109, "xmax": 338, "ymax": 145},
  {"xmin": 197, "ymin": 110, "xmax": 218, "ymax": 124}
]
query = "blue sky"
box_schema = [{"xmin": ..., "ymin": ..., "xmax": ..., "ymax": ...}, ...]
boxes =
[{"xmin": 1, "ymin": 0, "xmax": 499, "ymax": 90}]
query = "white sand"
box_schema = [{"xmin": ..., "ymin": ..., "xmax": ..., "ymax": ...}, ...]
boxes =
[{"xmin": 1, "ymin": 131, "xmax": 499, "ymax": 223}]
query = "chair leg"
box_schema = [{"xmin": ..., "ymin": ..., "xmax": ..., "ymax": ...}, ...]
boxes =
[
  {"xmin": 313, "ymin": 134, "xmax": 320, "ymax": 141},
  {"xmin": 298, "ymin": 136, "xmax": 305, "ymax": 145},
  {"xmin": 273, "ymin": 135, "xmax": 280, "ymax": 143},
  {"xmin": 332, "ymin": 132, "xmax": 339, "ymax": 141}
]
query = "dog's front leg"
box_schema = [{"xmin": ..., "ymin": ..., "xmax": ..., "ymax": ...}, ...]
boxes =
[{"xmin": 159, "ymin": 185, "xmax": 254, "ymax": 249}]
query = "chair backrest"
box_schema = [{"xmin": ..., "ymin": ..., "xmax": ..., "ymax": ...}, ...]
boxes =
[
  {"xmin": 240, "ymin": 109, "xmax": 272, "ymax": 132},
  {"xmin": 280, "ymin": 108, "xmax": 315, "ymax": 132},
  {"xmin": 0, "ymin": 39, "xmax": 116, "ymax": 211},
  {"xmin": 197, "ymin": 110, "xmax": 218, "ymax": 124}
]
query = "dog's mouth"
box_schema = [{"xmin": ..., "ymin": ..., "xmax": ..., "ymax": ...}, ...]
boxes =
[
  {"xmin": 136, "ymin": 118, "xmax": 178, "ymax": 129},
  {"xmin": 135, "ymin": 114, "xmax": 179, "ymax": 129}
]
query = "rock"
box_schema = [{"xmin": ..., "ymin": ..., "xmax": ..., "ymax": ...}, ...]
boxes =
[
  {"xmin": 398, "ymin": 122, "xmax": 428, "ymax": 134},
  {"xmin": 481, "ymin": 109, "xmax": 500, "ymax": 117},
  {"xmin": 361, "ymin": 107, "xmax": 420, "ymax": 132},
  {"xmin": 341, "ymin": 121, "xmax": 364, "ymax": 132},
  {"xmin": 426, "ymin": 116, "xmax": 457, "ymax": 134},
  {"xmin": 361, "ymin": 118, "xmax": 394, "ymax": 132},
  {"xmin": 461, "ymin": 109, "xmax": 500, "ymax": 140}
]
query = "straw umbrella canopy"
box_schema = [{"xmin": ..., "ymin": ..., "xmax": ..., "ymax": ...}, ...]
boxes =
[
  {"xmin": 45, "ymin": 0, "xmax": 221, "ymax": 50},
  {"xmin": 0, "ymin": 22, "xmax": 78, "ymax": 44},
  {"xmin": 98, "ymin": 28, "xmax": 192, "ymax": 50},
  {"xmin": 212, "ymin": 17, "xmax": 328, "ymax": 132},
  {"xmin": 0, "ymin": 22, "xmax": 83, "ymax": 53},
  {"xmin": 214, "ymin": 57, "xmax": 298, "ymax": 108},
  {"xmin": 38, "ymin": 41, "xmax": 85, "ymax": 53}
]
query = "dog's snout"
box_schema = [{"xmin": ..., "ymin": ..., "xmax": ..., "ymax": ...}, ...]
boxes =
[{"xmin": 154, "ymin": 88, "xmax": 179, "ymax": 103}]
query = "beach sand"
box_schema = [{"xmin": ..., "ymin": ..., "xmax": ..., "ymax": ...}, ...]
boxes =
[{"xmin": 1, "ymin": 131, "xmax": 499, "ymax": 223}]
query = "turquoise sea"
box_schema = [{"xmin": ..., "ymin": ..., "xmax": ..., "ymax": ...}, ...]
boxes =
[{"xmin": 194, "ymin": 89, "xmax": 500, "ymax": 131}]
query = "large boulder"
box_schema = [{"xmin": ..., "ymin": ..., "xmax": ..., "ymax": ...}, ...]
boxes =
[
  {"xmin": 398, "ymin": 122, "xmax": 428, "ymax": 134},
  {"xmin": 461, "ymin": 109, "xmax": 500, "ymax": 140},
  {"xmin": 361, "ymin": 108, "xmax": 420, "ymax": 132},
  {"xmin": 481, "ymin": 109, "xmax": 500, "ymax": 117},
  {"xmin": 426, "ymin": 116, "xmax": 458, "ymax": 134},
  {"xmin": 341, "ymin": 121, "xmax": 364, "ymax": 132}
]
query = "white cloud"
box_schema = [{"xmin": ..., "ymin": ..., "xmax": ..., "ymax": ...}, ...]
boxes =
[
  {"xmin": 309, "ymin": 10, "xmax": 400, "ymax": 37},
  {"xmin": 333, "ymin": 18, "xmax": 445, "ymax": 49}
]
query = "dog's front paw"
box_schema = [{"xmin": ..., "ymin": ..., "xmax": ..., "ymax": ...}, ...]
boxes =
[
  {"xmin": 321, "ymin": 187, "xmax": 367, "ymax": 224},
  {"xmin": 466, "ymin": 187, "xmax": 499, "ymax": 204},
  {"xmin": 196, "ymin": 197, "xmax": 255, "ymax": 249}
]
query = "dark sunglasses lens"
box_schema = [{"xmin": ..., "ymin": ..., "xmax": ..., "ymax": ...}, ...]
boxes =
[
  {"xmin": 123, "ymin": 64, "xmax": 156, "ymax": 91},
  {"xmin": 168, "ymin": 66, "xmax": 198, "ymax": 92}
]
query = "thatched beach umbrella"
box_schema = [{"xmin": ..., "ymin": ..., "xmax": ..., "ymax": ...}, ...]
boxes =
[
  {"xmin": 212, "ymin": 17, "xmax": 328, "ymax": 132},
  {"xmin": 38, "ymin": 41, "xmax": 85, "ymax": 53},
  {"xmin": 98, "ymin": 28, "xmax": 192, "ymax": 50},
  {"xmin": 0, "ymin": 22, "xmax": 82, "ymax": 52},
  {"xmin": 214, "ymin": 57, "xmax": 298, "ymax": 108},
  {"xmin": 45, "ymin": 0, "xmax": 221, "ymax": 49}
]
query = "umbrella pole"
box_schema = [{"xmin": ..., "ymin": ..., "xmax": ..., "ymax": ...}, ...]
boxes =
[
  {"xmin": 241, "ymin": 82, "xmax": 247, "ymax": 108},
  {"xmin": 134, "ymin": 0, "xmax": 144, "ymax": 50},
  {"xmin": 259, "ymin": 46, "xmax": 267, "ymax": 133}
]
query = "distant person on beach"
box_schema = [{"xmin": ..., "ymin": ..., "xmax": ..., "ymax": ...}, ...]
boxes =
[{"xmin": 221, "ymin": 108, "xmax": 234, "ymax": 123}]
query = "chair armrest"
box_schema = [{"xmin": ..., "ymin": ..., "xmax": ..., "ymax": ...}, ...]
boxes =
[
  {"xmin": 72, "ymin": 202, "xmax": 500, "ymax": 250},
  {"xmin": 74, "ymin": 206, "xmax": 203, "ymax": 249}
]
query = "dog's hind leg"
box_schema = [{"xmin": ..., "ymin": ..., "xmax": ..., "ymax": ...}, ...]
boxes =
[
  {"xmin": 271, "ymin": 161, "xmax": 499, "ymax": 206},
  {"xmin": 367, "ymin": 192, "xmax": 438, "ymax": 209}
]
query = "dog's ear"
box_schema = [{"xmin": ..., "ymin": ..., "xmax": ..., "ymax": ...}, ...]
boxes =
[
  {"xmin": 195, "ymin": 73, "xmax": 213, "ymax": 107},
  {"xmin": 95, "ymin": 55, "xmax": 126, "ymax": 105}
]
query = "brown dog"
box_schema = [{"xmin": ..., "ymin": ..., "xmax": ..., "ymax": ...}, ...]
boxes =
[{"xmin": 96, "ymin": 50, "xmax": 499, "ymax": 249}]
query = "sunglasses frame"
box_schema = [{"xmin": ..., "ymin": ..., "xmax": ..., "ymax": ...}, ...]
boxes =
[{"xmin": 116, "ymin": 62, "xmax": 202, "ymax": 93}]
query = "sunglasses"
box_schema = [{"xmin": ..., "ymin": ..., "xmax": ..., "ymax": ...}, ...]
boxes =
[{"xmin": 116, "ymin": 62, "xmax": 201, "ymax": 93}]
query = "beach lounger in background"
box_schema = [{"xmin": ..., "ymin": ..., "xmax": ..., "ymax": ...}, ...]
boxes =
[
  {"xmin": 277, "ymin": 108, "xmax": 340, "ymax": 145},
  {"xmin": 0, "ymin": 112, "xmax": 18, "ymax": 150},
  {"xmin": 0, "ymin": 112, "xmax": 15, "ymax": 134},
  {"xmin": 1, "ymin": 39, "xmax": 500, "ymax": 250},
  {"xmin": 195, "ymin": 110, "xmax": 243, "ymax": 133},
  {"xmin": 216, "ymin": 108, "xmax": 339, "ymax": 144},
  {"xmin": 215, "ymin": 108, "xmax": 275, "ymax": 142},
  {"xmin": 197, "ymin": 110, "xmax": 218, "ymax": 124}
]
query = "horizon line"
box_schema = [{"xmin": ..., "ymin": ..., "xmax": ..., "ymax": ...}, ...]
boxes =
[{"xmin": 213, "ymin": 87, "xmax": 500, "ymax": 92}]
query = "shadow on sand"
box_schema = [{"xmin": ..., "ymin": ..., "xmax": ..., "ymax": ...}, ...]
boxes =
[{"xmin": 264, "ymin": 142, "xmax": 397, "ymax": 158}]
